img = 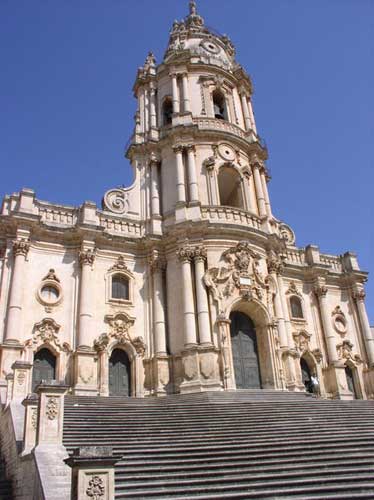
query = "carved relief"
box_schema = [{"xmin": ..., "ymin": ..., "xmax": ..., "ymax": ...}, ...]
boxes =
[
  {"xmin": 200, "ymin": 354, "xmax": 216, "ymax": 380},
  {"xmin": 13, "ymin": 239, "xmax": 30, "ymax": 257},
  {"xmin": 46, "ymin": 397, "xmax": 58, "ymax": 420},
  {"xmin": 17, "ymin": 370, "xmax": 26, "ymax": 386},
  {"xmin": 279, "ymin": 223, "xmax": 296, "ymax": 246},
  {"xmin": 109, "ymin": 255, "xmax": 129, "ymax": 273},
  {"xmin": 286, "ymin": 281, "xmax": 302, "ymax": 297},
  {"xmin": 336, "ymin": 340, "xmax": 362, "ymax": 364},
  {"xmin": 94, "ymin": 312, "xmax": 145, "ymax": 356},
  {"xmin": 86, "ymin": 475, "xmax": 105, "ymax": 499},
  {"xmin": 204, "ymin": 242, "xmax": 268, "ymax": 309},
  {"xmin": 79, "ymin": 249, "xmax": 96, "ymax": 267},
  {"xmin": 27, "ymin": 318, "xmax": 71, "ymax": 353},
  {"xmin": 78, "ymin": 364, "xmax": 94, "ymax": 385},
  {"xmin": 293, "ymin": 330, "xmax": 311, "ymax": 353},
  {"xmin": 31, "ymin": 408, "xmax": 38, "ymax": 429},
  {"xmin": 103, "ymin": 188, "xmax": 129, "ymax": 214},
  {"xmin": 332, "ymin": 306, "xmax": 348, "ymax": 336},
  {"xmin": 183, "ymin": 356, "xmax": 198, "ymax": 381}
]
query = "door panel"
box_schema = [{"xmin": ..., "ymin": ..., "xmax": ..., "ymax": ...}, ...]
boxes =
[
  {"xmin": 32, "ymin": 348, "xmax": 56, "ymax": 391},
  {"xmin": 230, "ymin": 312, "xmax": 261, "ymax": 389},
  {"xmin": 109, "ymin": 349, "xmax": 131, "ymax": 396}
]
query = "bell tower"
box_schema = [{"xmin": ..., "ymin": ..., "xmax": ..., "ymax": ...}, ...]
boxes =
[{"xmin": 128, "ymin": 0, "xmax": 272, "ymax": 235}]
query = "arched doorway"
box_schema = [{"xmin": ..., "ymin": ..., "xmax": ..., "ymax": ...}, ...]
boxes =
[
  {"xmin": 230, "ymin": 311, "xmax": 261, "ymax": 389},
  {"xmin": 345, "ymin": 365, "xmax": 359, "ymax": 399},
  {"xmin": 109, "ymin": 349, "xmax": 131, "ymax": 396},
  {"xmin": 32, "ymin": 348, "xmax": 56, "ymax": 391},
  {"xmin": 300, "ymin": 357, "xmax": 313, "ymax": 393}
]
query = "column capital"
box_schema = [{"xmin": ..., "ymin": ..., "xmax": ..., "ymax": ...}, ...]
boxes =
[
  {"xmin": 192, "ymin": 245, "xmax": 207, "ymax": 263},
  {"xmin": 185, "ymin": 144, "xmax": 196, "ymax": 153},
  {"xmin": 314, "ymin": 284, "xmax": 328, "ymax": 298},
  {"xmin": 79, "ymin": 248, "xmax": 96, "ymax": 267},
  {"xmin": 172, "ymin": 144, "xmax": 184, "ymax": 154},
  {"xmin": 13, "ymin": 239, "xmax": 30, "ymax": 258},
  {"xmin": 249, "ymin": 153, "xmax": 264, "ymax": 170},
  {"xmin": 176, "ymin": 247, "xmax": 194, "ymax": 263},
  {"xmin": 267, "ymin": 255, "xmax": 284, "ymax": 275},
  {"xmin": 352, "ymin": 289, "xmax": 366, "ymax": 302}
]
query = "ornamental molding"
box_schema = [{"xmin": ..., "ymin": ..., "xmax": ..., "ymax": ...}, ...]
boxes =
[
  {"xmin": 286, "ymin": 281, "xmax": 302, "ymax": 298},
  {"xmin": 94, "ymin": 312, "xmax": 145, "ymax": 356},
  {"xmin": 266, "ymin": 255, "xmax": 284, "ymax": 275},
  {"xmin": 26, "ymin": 318, "xmax": 72, "ymax": 353},
  {"xmin": 46, "ymin": 396, "xmax": 58, "ymax": 420},
  {"xmin": 352, "ymin": 289, "xmax": 366, "ymax": 302},
  {"xmin": 79, "ymin": 248, "xmax": 96, "ymax": 267},
  {"xmin": 278, "ymin": 223, "xmax": 296, "ymax": 246},
  {"xmin": 13, "ymin": 239, "xmax": 30, "ymax": 257},
  {"xmin": 331, "ymin": 306, "xmax": 348, "ymax": 336},
  {"xmin": 203, "ymin": 241, "xmax": 269, "ymax": 308},
  {"xmin": 148, "ymin": 251, "xmax": 166, "ymax": 273},
  {"xmin": 42, "ymin": 269, "xmax": 60, "ymax": 283},
  {"xmin": 86, "ymin": 475, "xmax": 105, "ymax": 499},
  {"xmin": 202, "ymin": 156, "xmax": 216, "ymax": 172},
  {"xmin": 293, "ymin": 330, "xmax": 311, "ymax": 353},
  {"xmin": 314, "ymin": 284, "xmax": 328, "ymax": 298},
  {"xmin": 108, "ymin": 256, "xmax": 131, "ymax": 274},
  {"xmin": 336, "ymin": 339, "xmax": 362, "ymax": 364},
  {"xmin": 102, "ymin": 188, "xmax": 130, "ymax": 214}
]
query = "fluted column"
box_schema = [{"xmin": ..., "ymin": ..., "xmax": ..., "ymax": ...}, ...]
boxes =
[
  {"xmin": 150, "ymin": 159, "xmax": 160, "ymax": 216},
  {"xmin": 352, "ymin": 288, "xmax": 374, "ymax": 366},
  {"xmin": 314, "ymin": 284, "xmax": 338, "ymax": 364},
  {"xmin": 247, "ymin": 98, "xmax": 257, "ymax": 134},
  {"xmin": 171, "ymin": 74, "xmax": 180, "ymax": 114},
  {"xmin": 77, "ymin": 248, "xmax": 95, "ymax": 349},
  {"xmin": 186, "ymin": 145, "xmax": 199, "ymax": 203},
  {"xmin": 240, "ymin": 92, "xmax": 251, "ymax": 131},
  {"xmin": 182, "ymin": 73, "xmax": 191, "ymax": 113},
  {"xmin": 252, "ymin": 161, "xmax": 267, "ymax": 217},
  {"xmin": 5, "ymin": 239, "xmax": 30, "ymax": 342},
  {"xmin": 177, "ymin": 247, "xmax": 197, "ymax": 348},
  {"xmin": 150, "ymin": 255, "xmax": 167, "ymax": 355},
  {"xmin": 149, "ymin": 87, "xmax": 157, "ymax": 129},
  {"xmin": 193, "ymin": 247, "xmax": 212, "ymax": 346},
  {"xmin": 173, "ymin": 145, "xmax": 186, "ymax": 204}
]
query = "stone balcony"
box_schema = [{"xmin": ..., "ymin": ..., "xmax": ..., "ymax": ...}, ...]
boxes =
[{"xmin": 201, "ymin": 205, "xmax": 263, "ymax": 230}]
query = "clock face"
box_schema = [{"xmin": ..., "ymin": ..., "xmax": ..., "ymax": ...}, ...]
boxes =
[{"xmin": 201, "ymin": 40, "xmax": 221, "ymax": 55}]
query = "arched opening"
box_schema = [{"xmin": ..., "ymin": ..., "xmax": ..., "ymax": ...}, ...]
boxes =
[
  {"xmin": 111, "ymin": 274, "xmax": 129, "ymax": 301},
  {"xmin": 212, "ymin": 89, "xmax": 228, "ymax": 120},
  {"xmin": 345, "ymin": 365, "xmax": 359, "ymax": 399},
  {"xmin": 109, "ymin": 349, "xmax": 131, "ymax": 396},
  {"xmin": 230, "ymin": 311, "xmax": 261, "ymax": 389},
  {"xmin": 290, "ymin": 296, "xmax": 303, "ymax": 319},
  {"xmin": 162, "ymin": 97, "xmax": 173, "ymax": 126},
  {"xmin": 300, "ymin": 357, "xmax": 313, "ymax": 393},
  {"xmin": 32, "ymin": 348, "xmax": 56, "ymax": 391},
  {"xmin": 218, "ymin": 166, "xmax": 244, "ymax": 209}
]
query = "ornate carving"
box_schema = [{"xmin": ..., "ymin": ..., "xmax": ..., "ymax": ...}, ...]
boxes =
[
  {"xmin": 28, "ymin": 318, "xmax": 71, "ymax": 353},
  {"xmin": 286, "ymin": 281, "xmax": 302, "ymax": 297},
  {"xmin": 176, "ymin": 246, "xmax": 194, "ymax": 263},
  {"xmin": 204, "ymin": 241, "xmax": 268, "ymax": 307},
  {"xmin": 86, "ymin": 475, "xmax": 105, "ymax": 499},
  {"xmin": 312, "ymin": 348, "xmax": 323, "ymax": 364},
  {"xmin": 336, "ymin": 340, "xmax": 361, "ymax": 363},
  {"xmin": 95, "ymin": 312, "xmax": 145, "ymax": 356},
  {"xmin": 192, "ymin": 246, "xmax": 207, "ymax": 262},
  {"xmin": 148, "ymin": 252, "xmax": 166, "ymax": 273},
  {"xmin": 42, "ymin": 269, "xmax": 60, "ymax": 282},
  {"xmin": 109, "ymin": 255, "xmax": 129, "ymax": 273},
  {"xmin": 103, "ymin": 188, "xmax": 129, "ymax": 214},
  {"xmin": 17, "ymin": 370, "xmax": 26, "ymax": 386},
  {"xmin": 353, "ymin": 289, "xmax": 366, "ymax": 302},
  {"xmin": 172, "ymin": 144, "xmax": 184, "ymax": 154},
  {"xmin": 332, "ymin": 306, "xmax": 347, "ymax": 336},
  {"xmin": 106, "ymin": 312, "xmax": 134, "ymax": 341},
  {"xmin": 132, "ymin": 336, "xmax": 146, "ymax": 356},
  {"xmin": 13, "ymin": 239, "xmax": 30, "ymax": 257},
  {"xmin": 314, "ymin": 285, "xmax": 328, "ymax": 298},
  {"xmin": 203, "ymin": 156, "xmax": 216, "ymax": 172},
  {"xmin": 267, "ymin": 255, "xmax": 284, "ymax": 275},
  {"xmin": 79, "ymin": 249, "xmax": 96, "ymax": 267},
  {"xmin": 293, "ymin": 330, "xmax": 311, "ymax": 352},
  {"xmin": 46, "ymin": 397, "xmax": 58, "ymax": 420},
  {"xmin": 279, "ymin": 223, "xmax": 296, "ymax": 246},
  {"xmin": 31, "ymin": 408, "xmax": 38, "ymax": 429}
]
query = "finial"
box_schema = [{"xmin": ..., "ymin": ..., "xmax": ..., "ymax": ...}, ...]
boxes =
[{"xmin": 189, "ymin": 0, "xmax": 197, "ymax": 16}]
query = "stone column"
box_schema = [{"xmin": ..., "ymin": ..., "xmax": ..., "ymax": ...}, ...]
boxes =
[
  {"xmin": 247, "ymin": 98, "xmax": 257, "ymax": 134},
  {"xmin": 182, "ymin": 73, "xmax": 191, "ymax": 113},
  {"xmin": 193, "ymin": 247, "xmax": 212, "ymax": 346},
  {"xmin": 21, "ymin": 393, "xmax": 39, "ymax": 455},
  {"xmin": 150, "ymin": 158, "xmax": 160, "ymax": 217},
  {"xmin": 144, "ymin": 88, "xmax": 149, "ymax": 132},
  {"xmin": 171, "ymin": 74, "xmax": 180, "ymax": 114},
  {"xmin": 240, "ymin": 92, "xmax": 251, "ymax": 130},
  {"xmin": 65, "ymin": 447, "xmax": 118, "ymax": 500},
  {"xmin": 186, "ymin": 144, "xmax": 199, "ymax": 203},
  {"xmin": 260, "ymin": 169, "xmax": 272, "ymax": 218},
  {"xmin": 314, "ymin": 284, "xmax": 338, "ymax": 365},
  {"xmin": 353, "ymin": 288, "xmax": 374, "ymax": 367},
  {"xmin": 173, "ymin": 145, "xmax": 186, "ymax": 204},
  {"xmin": 267, "ymin": 259, "xmax": 288, "ymax": 350},
  {"xmin": 252, "ymin": 162, "xmax": 267, "ymax": 217},
  {"xmin": 4, "ymin": 239, "xmax": 30, "ymax": 343},
  {"xmin": 77, "ymin": 248, "xmax": 95, "ymax": 349},
  {"xmin": 177, "ymin": 247, "xmax": 197, "ymax": 348},
  {"xmin": 149, "ymin": 87, "xmax": 157, "ymax": 129},
  {"xmin": 150, "ymin": 255, "xmax": 167, "ymax": 355}
]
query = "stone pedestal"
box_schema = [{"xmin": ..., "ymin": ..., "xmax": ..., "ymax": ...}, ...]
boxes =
[
  {"xmin": 327, "ymin": 362, "xmax": 354, "ymax": 400},
  {"xmin": 0, "ymin": 340, "xmax": 24, "ymax": 391},
  {"xmin": 35, "ymin": 382, "xmax": 69, "ymax": 446},
  {"xmin": 65, "ymin": 447, "xmax": 119, "ymax": 500},
  {"xmin": 153, "ymin": 355, "xmax": 170, "ymax": 396},
  {"xmin": 5, "ymin": 373, "xmax": 14, "ymax": 406},
  {"xmin": 21, "ymin": 393, "xmax": 39, "ymax": 455},
  {"xmin": 73, "ymin": 348, "xmax": 98, "ymax": 396},
  {"xmin": 12, "ymin": 360, "xmax": 33, "ymax": 402},
  {"xmin": 180, "ymin": 347, "xmax": 221, "ymax": 394}
]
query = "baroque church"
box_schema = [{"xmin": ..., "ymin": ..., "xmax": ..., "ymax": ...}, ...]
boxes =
[{"xmin": 0, "ymin": 0, "xmax": 373, "ymax": 404}]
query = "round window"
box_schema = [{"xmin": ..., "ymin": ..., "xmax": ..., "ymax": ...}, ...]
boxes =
[
  {"xmin": 334, "ymin": 316, "xmax": 347, "ymax": 335},
  {"xmin": 40, "ymin": 285, "xmax": 59, "ymax": 303},
  {"xmin": 201, "ymin": 40, "xmax": 220, "ymax": 54}
]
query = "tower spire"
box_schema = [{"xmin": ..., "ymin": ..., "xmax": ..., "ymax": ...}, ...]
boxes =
[{"xmin": 189, "ymin": 1, "xmax": 197, "ymax": 16}]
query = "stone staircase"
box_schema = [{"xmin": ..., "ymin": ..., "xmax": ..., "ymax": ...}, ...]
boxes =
[
  {"xmin": 0, "ymin": 457, "xmax": 13, "ymax": 500},
  {"xmin": 63, "ymin": 390, "xmax": 374, "ymax": 499}
]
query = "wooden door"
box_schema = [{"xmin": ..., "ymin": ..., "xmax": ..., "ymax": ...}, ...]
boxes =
[
  {"xmin": 300, "ymin": 358, "xmax": 312, "ymax": 393},
  {"xmin": 345, "ymin": 366, "xmax": 358, "ymax": 399},
  {"xmin": 230, "ymin": 311, "xmax": 261, "ymax": 389},
  {"xmin": 109, "ymin": 349, "xmax": 131, "ymax": 396},
  {"xmin": 32, "ymin": 348, "xmax": 56, "ymax": 391}
]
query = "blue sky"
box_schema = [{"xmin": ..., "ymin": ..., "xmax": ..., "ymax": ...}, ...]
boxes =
[{"xmin": 1, "ymin": 0, "xmax": 373, "ymax": 321}]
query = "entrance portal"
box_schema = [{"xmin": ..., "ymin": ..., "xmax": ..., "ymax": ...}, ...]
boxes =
[
  {"xmin": 230, "ymin": 311, "xmax": 261, "ymax": 389},
  {"xmin": 300, "ymin": 358, "xmax": 313, "ymax": 393},
  {"xmin": 345, "ymin": 365, "xmax": 358, "ymax": 399},
  {"xmin": 32, "ymin": 348, "xmax": 56, "ymax": 391},
  {"xmin": 109, "ymin": 349, "xmax": 131, "ymax": 396}
]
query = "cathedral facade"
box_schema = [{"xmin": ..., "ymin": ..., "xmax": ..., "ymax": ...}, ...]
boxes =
[{"xmin": 0, "ymin": 1, "xmax": 373, "ymax": 402}]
